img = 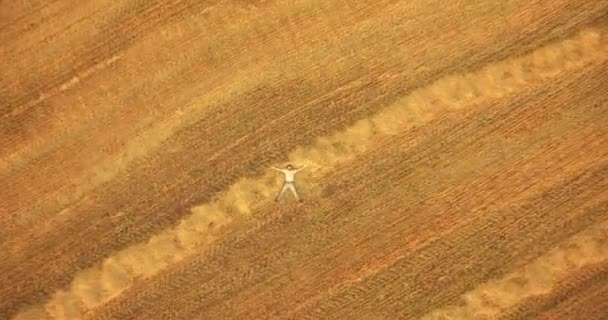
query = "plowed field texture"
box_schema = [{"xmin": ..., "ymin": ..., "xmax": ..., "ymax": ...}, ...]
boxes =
[{"xmin": 2, "ymin": 1, "xmax": 608, "ymax": 319}]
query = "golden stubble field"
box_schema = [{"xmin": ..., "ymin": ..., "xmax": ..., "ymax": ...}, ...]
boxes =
[{"xmin": 1, "ymin": 1, "xmax": 608, "ymax": 319}]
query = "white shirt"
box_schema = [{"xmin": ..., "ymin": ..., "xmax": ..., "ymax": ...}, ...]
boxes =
[{"xmin": 279, "ymin": 169, "xmax": 298, "ymax": 182}]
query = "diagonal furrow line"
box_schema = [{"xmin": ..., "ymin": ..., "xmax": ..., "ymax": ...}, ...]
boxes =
[
  {"xmin": 420, "ymin": 220, "xmax": 608, "ymax": 320},
  {"xmin": 12, "ymin": 27, "xmax": 608, "ymax": 320}
]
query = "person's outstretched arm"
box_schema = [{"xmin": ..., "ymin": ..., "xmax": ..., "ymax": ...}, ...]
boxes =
[
  {"xmin": 271, "ymin": 166, "xmax": 282, "ymax": 171},
  {"xmin": 296, "ymin": 165, "xmax": 307, "ymax": 171}
]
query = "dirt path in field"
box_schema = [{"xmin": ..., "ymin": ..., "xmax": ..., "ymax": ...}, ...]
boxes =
[
  {"xmin": 421, "ymin": 222, "xmax": 608, "ymax": 319},
  {"xmin": 2, "ymin": 1, "xmax": 607, "ymax": 319}
]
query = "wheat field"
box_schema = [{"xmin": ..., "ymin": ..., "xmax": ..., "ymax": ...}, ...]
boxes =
[{"xmin": 1, "ymin": 1, "xmax": 608, "ymax": 319}]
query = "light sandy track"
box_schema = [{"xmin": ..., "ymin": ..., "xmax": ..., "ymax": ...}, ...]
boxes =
[
  {"xmin": 12, "ymin": 27, "xmax": 608, "ymax": 320},
  {"xmin": 0, "ymin": 12, "xmax": 279, "ymax": 238},
  {"xmin": 0, "ymin": 61, "xmax": 269, "ymax": 237},
  {"xmin": 420, "ymin": 221, "xmax": 608, "ymax": 320},
  {"xmin": 497, "ymin": 261, "xmax": 608, "ymax": 319}
]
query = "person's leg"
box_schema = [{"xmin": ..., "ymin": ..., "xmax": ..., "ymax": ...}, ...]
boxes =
[
  {"xmin": 288, "ymin": 183, "xmax": 300, "ymax": 201},
  {"xmin": 275, "ymin": 183, "xmax": 288, "ymax": 201}
]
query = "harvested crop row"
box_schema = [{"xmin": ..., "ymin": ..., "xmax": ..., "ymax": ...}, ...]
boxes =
[{"xmin": 421, "ymin": 221, "xmax": 608, "ymax": 319}]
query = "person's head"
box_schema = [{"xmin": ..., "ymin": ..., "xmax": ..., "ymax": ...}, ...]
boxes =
[{"xmin": 286, "ymin": 164, "xmax": 293, "ymax": 170}]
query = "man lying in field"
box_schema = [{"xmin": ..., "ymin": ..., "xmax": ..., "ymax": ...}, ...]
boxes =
[{"xmin": 272, "ymin": 164, "xmax": 306, "ymax": 202}]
